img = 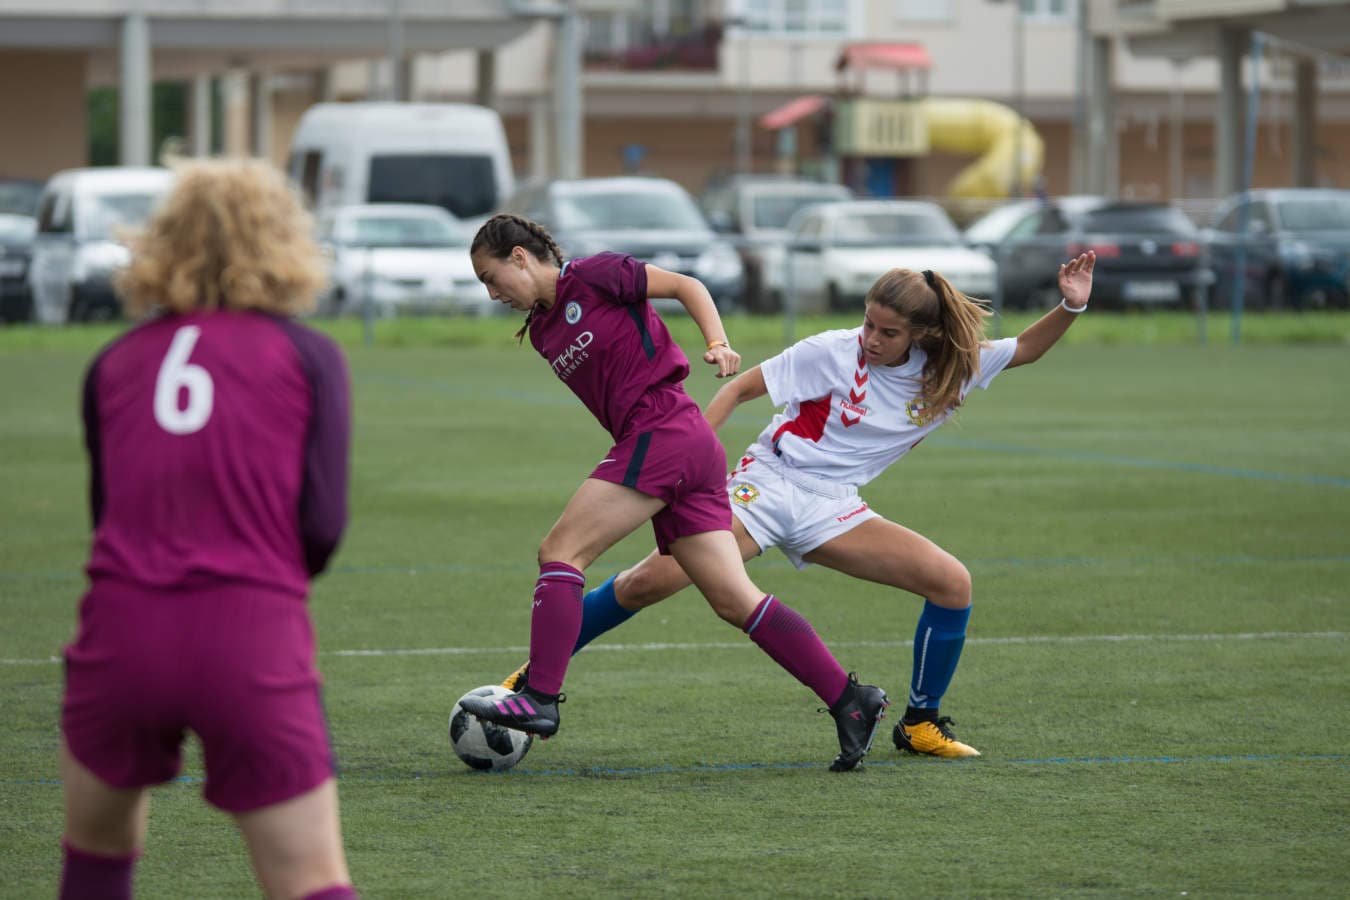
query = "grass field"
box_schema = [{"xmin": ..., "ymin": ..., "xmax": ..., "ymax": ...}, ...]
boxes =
[{"xmin": 2, "ymin": 312, "xmax": 1348, "ymax": 898}]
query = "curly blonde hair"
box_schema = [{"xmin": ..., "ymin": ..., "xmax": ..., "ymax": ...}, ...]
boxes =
[{"xmin": 115, "ymin": 158, "xmax": 327, "ymax": 317}]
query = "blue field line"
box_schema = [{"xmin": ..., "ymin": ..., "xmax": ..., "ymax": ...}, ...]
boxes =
[
  {"xmin": 352, "ymin": 371, "xmax": 562, "ymax": 407},
  {"xmin": 359, "ymin": 369, "xmax": 1348, "ymax": 487},
  {"xmin": 7, "ymin": 752, "xmax": 1347, "ymax": 787},
  {"xmin": 7, "ymin": 550, "xmax": 1349, "ymax": 584},
  {"xmin": 929, "ymin": 436, "xmax": 1350, "ymax": 487}
]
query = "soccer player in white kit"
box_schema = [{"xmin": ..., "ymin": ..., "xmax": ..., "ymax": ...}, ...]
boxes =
[{"xmin": 503, "ymin": 251, "xmax": 1096, "ymax": 758}]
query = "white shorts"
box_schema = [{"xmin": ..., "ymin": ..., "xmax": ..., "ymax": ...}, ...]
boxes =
[{"xmin": 726, "ymin": 451, "xmax": 878, "ymax": 570}]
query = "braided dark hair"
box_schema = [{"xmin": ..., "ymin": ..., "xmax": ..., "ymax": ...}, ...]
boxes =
[{"xmin": 471, "ymin": 214, "xmax": 565, "ymax": 343}]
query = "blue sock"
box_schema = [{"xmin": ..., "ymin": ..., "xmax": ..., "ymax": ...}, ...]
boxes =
[
  {"xmin": 908, "ymin": 601, "xmax": 971, "ymax": 713},
  {"xmin": 573, "ymin": 574, "xmax": 636, "ymax": 654}
]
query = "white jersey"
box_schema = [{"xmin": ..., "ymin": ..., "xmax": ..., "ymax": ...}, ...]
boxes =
[{"xmin": 751, "ymin": 328, "xmax": 1017, "ymax": 487}]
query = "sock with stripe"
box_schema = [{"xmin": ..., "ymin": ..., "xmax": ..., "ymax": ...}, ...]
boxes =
[
  {"xmin": 301, "ymin": 886, "xmax": 360, "ymax": 900},
  {"xmin": 742, "ymin": 595, "xmax": 850, "ymax": 706},
  {"xmin": 59, "ymin": 841, "xmax": 137, "ymax": 900},
  {"xmin": 526, "ymin": 562, "xmax": 585, "ymax": 697},
  {"xmin": 573, "ymin": 573, "xmax": 636, "ymax": 653},
  {"xmin": 905, "ymin": 600, "xmax": 971, "ymax": 723}
]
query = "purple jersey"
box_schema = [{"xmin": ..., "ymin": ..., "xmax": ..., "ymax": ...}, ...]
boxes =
[
  {"xmin": 81, "ymin": 310, "xmax": 350, "ymax": 599},
  {"xmin": 529, "ymin": 252, "xmax": 691, "ymax": 439}
]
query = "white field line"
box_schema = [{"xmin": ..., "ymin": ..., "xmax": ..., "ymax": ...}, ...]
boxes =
[{"xmin": 4, "ymin": 630, "xmax": 1344, "ymax": 666}]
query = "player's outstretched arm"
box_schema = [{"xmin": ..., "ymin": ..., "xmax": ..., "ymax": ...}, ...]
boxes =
[
  {"xmin": 703, "ymin": 366, "xmax": 768, "ymax": 431},
  {"xmin": 1007, "ymin": 250, "xmax": 1096, "ymax": 369},
  {"xmin": 644, "ymin": 263, "xmax": 741, "ymax": 378}
]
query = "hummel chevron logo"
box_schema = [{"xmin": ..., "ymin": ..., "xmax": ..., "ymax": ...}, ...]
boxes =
[
  {"xmin": 849, "ymin": 710, "xmax": 863, "ymax": 720},
  {"xmin": 854, "ymin": 371, "xmax": 868, "ymax": 387},
  {"xmin": 849, "ymin": 387, "xmax": 865, "ymax": 404},
  {"xmin": 840, "ymin": 412, "xmax": 861, "ymax": 427}
]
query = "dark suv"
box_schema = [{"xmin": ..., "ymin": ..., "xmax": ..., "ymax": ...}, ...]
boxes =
[
  {"xmin": 1204, "ymin": 188, "xmax": 1350, "ymax": 310},
  {"xmin": 965, "ymin": 196, "xmax": 1211, "ymax": 309}
]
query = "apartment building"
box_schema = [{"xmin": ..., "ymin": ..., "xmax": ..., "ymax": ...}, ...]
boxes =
[{"xmin": 2, "ymin": 0, "xmax": 1348, "ymax": 208}]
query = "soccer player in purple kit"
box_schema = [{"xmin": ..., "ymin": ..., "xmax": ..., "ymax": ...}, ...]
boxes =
[
  {"xmin": 461, "ymin": 213, "xmax": 889, "ymax": 772},
  {"xmin": 58, "ymin": 159, "xmax": 359, "ymax": 900},
  {"xmin": 503, "ymin": 252, "xmax": 1097, "ymax": 760}
]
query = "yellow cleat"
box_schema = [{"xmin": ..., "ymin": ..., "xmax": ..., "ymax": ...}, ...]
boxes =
[
  {"xmin": 893, "ymin": 717, "xmax": 981, "ymax": 758},
  {"xmin": 500, "ymin": 661, "xmax": 530, "ymax": 692}
]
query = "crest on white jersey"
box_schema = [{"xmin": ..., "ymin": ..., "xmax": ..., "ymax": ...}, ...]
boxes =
[
  {"xmin": 732, "ymin": 483, "xmax": 760, "ymax": 505},
  {"xmin": 565, "ymin": 301, "xmax": 583, "ymax": 324},
  {"xmin": 905, "ymin": 397, "xmax": 937, "ymax": 426}
]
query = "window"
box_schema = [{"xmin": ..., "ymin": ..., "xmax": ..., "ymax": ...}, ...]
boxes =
[
  {"xmin": 367, "ymin": 155, "xmax": 497, "ymax": 220},
  {"xmin": 1019, "ymin": 0, "xmax": 1073, "ymax": 20},
  {"xmin": 741, "ymin": 0, "xmax": 853, "ymax": 37},
  {"xmin": 298, "ymin": 151, "xmax": 323, "ymax": 209},
  {"xmin": 896, "ymin": 0, "xmax": 952, "ymax": 23}
]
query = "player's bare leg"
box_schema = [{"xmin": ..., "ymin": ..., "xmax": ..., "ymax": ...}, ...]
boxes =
[
  {"xmin": 804, "ymin": 517, "xmax": 980, "ymax": 758},
  {"xmin": 235, "ymin": 778, "xmax": 354, "ymax": 899},
  {"xmin": 671, "ymin": 529, "xmax": 889, "ymax": 771},
  {"xmin": 474, "ymin": 479, "xmax": 665, "ymax": 735},
  {"xmin": 59, "ymin": 743, "xmax": 148, "ymax": 899}
]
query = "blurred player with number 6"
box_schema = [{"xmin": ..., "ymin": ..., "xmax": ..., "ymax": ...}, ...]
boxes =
[{"xmin": 59, "ymin": 159, "xmax": 358, "ymax": 900}]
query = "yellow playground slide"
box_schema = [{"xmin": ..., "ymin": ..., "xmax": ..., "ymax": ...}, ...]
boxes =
[{"xmin": 921, "ymin": 97, "xmax": 1043, "ymax": 199}]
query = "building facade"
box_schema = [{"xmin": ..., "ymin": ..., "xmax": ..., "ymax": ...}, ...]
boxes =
[{"xmin": 2, "ymin": 0, "xmax": 1348, "ymax": 217}]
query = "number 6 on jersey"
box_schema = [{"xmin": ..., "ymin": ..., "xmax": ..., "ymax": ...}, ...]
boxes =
[{"xmin": 153, "ymin": 325, "xmax": 214, "ymax": 435}]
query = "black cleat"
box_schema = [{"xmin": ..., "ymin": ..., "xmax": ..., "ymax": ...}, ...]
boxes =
[
  {"xmin": 459, "ymin": 686, "xmax": 563, "ymax": 738},
  {"xmin": 827, "ymin": 673, "xmax": 890, "ymax": 772}
]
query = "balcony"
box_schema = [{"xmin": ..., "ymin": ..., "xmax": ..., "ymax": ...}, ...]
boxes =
[{"xmin": 584, "ymin": 19, "xmax": 724, "ymax": 72}]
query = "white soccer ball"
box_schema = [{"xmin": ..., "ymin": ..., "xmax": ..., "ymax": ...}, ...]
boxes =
[{"xmin": 449, "ymin": 684, "xmax": 534, "ymax": 772}]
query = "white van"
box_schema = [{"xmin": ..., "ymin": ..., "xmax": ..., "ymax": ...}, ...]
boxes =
[
  {"xmin": 28, "ymin": 167, "xmax": 174, "ymax": 324},
  {"xmin": 287, "ymin": 103, "xmax": 514, "ymax": 228}
]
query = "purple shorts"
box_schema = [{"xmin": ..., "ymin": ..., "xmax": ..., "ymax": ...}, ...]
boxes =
[
  {"xmin": 589, "ymin": 388, "xmax": 733, "ymax": 554},
  {"xmin": 61, "ymin": 581, "xmax": 335, "ymax": 813}
]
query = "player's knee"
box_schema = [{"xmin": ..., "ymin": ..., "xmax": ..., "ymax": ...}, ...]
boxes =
[
  {"xmin": 931, "ymin": 561, "xmax": 972, "ymax": 609},
  {"xmin": 617, "ymin": 563, "xmax": 682, "ymax": 610}
]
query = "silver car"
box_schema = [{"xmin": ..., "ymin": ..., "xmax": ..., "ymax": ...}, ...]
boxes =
[{"xmin": 315, "ymin": 204, "xmax": 493, "ymax": 317}]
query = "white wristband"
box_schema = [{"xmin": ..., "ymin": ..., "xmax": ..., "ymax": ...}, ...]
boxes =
[{"xmin": 1059, "ymin": 298, "xmax": 1086, "ymax": 314}]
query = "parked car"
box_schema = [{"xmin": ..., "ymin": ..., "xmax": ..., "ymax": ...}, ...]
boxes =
[
  {"xmin": 29, "ymin": 167, "xmax": 174, "ymax": 324},
  {"xmin": 0, "ymin": 212, "xmax": 37, "ymax": 323},
  {"xmin": 1203, "ymin": 188, "xmax": 1350, "ymax": 309},
  {"xmin": 314, "ymin": 203, "xmax": 493, "ymax": 317},
  {"xmin": 964, "ymin": 196, "xmax": 1210, "ymax": 309},
  {"xmin": 784, "ymin": 199, "xmax": 996, "ymax": 313},
  {"xmin": 702, "ymin": 176, "xmax": 853, "ymax": 312},
  {"xmin": 499, "ymin": 176, "xmax": 744, "ymax": 311},
  {"xmin": 0, "ymin": 178, "xmax": 43, "ymax": 217}
]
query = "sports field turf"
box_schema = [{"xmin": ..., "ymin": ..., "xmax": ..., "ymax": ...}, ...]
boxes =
[{"xmin": 2, "ymin": 313, "xmax": 1347, "ymax": 897}]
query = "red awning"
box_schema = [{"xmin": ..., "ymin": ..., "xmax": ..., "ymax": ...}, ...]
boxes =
[
  {"xmin": 834, "ymin": 42, "xmax": 932, "ymax": 73},
  {"xmin": 758, "ymin": 94, "xmax": 828, "ymax": 130}
]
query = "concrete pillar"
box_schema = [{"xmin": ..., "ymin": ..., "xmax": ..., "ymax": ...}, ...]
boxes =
[
  {"xmin": 249, "ymin": 72, "xmax": 272, "ymax": 161},
  {"xmin": 1086, "ymin": 35, "xmax": 1114, "ymax": 197},
  {"xmin": 119, "ymin": 12, "xmax": 152, "ymax": 167},
  {"xmin": 1169, "ymin": 61, "xmax": 1184, "ymax": 200},
  {"xmin": 1215, "ymin": 26, "xmax": 1247, "ymax": 197},
  {"xmin": 1292, "ymin": 58, "xmax": 1317, "ymax": 187},
  {"xmin": 189, "ymin": 74, "xmax": 212, "ymax": 157},
  {"xmin": 476, "ymin": 50, "xmax": 497, "ymax": 110},
  {"xmin": 529, "ymin": 93, "xmax": 551, "ymax": 180},
  {"xmin": 315, "ymin": 66, "xmax": 337, "ymax": 103},
  {"xmin": 554, "ymin": 7, "xmax": 584, "ymax": 179}
]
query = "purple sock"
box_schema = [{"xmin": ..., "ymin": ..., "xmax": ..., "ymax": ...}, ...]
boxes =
[
  {"xmin": 302, "ymin": 886, "xmax": 360, "ymax": 900},
  {"xmin": 526, "ymin": 562, "xmax": 585, "ymax": 696},
  {"xmin": 742, "ymin": 595, "xmax": 850, "ymax": 706},
  {"xmin": 60, "ymin": 841, "xmax": 136, "ymax": 900}
]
